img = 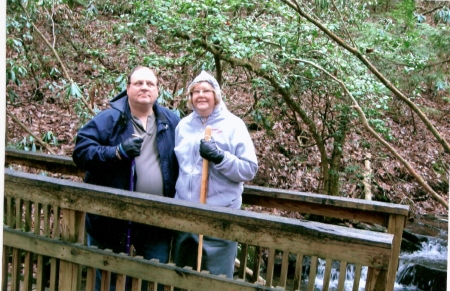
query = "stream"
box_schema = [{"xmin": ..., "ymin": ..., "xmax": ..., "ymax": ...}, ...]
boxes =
[
  {"xmin": 312, "ymin": 215, "xmax": 449, "ymax": 291},
  {"xmin": 265, "ymin": 215, "xmax": 448, "ymax": 291}
]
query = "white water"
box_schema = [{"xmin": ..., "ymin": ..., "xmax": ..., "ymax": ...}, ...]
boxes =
[{"xmin": 306, "ymin": 238, "xmax": 448, "ymax": 291}]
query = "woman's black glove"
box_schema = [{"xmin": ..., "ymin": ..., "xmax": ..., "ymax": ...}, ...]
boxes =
[
  {"xmin": 118, "ymin": 136, "xmax": 144, "ymax": 159},
  {"xmin": 200, "ymin": 138, "xmax": 224, "ymax": 164}
]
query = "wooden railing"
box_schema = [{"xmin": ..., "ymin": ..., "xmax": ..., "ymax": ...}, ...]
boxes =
[{"xmin": 3, "ymin": 149, "xmax": 410, "ymax": 290}]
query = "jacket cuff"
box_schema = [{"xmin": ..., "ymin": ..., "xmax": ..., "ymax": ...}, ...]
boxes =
[{"xmin": 109, "ymin": 146, "xmax": 119, "ymax": 160}]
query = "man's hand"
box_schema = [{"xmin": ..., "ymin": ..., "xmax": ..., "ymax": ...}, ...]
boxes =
[
  {"xmin": 118, "ymin": 136, "xmax": 144, "ymax": 159},
  {"xmin": 200, "ymin": 138, "xmax": 224, "ymax": 164}
]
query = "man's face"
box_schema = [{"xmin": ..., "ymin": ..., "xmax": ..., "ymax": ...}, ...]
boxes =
[{"xmin": 126, "ymin": 68, "xmax": 158, "ymax": 109}]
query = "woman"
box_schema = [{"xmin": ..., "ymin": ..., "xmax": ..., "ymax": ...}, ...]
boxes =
[{"xmin": 172, "ymin": 70, "xmax": 258, "ymax": 278}]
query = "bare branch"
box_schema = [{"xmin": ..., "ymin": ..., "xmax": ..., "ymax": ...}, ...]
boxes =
[
  {"xmin": 6, "ymin": 111, "xmax": 57, "ymax": 155},
  {"xmin": 293, "ymin": 57, "xmax": 449, "ymax": 209},
  {"xmin": 280, "ymin": 0, "xmax": 450, "ymax": 153}
]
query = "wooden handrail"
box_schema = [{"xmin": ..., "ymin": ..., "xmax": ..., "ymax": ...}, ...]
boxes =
[
  {"xmin": 4, "ymin": 148, "xmax": 408, "ymax": 290},
  {"xmin": 4, "ymin": 148, "xmax": 409, "ymax": 222},
  {"xmin": 4, "ymin": 169, "xmax": 393, "ymax": 263},
  {"xmin": 4, "ymin": 168, "xmax": 394, "ymax": 290}
]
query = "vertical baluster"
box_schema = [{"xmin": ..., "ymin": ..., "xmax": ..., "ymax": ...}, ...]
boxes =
[
  {"xmin": 34, "ymin": 202, "xmax": 46, "ymax": 291},
  {"xmin": 352, "ymin": 264, "xmax": 362, "ymax": 291},
  {"xmin": 23, "ymin": 200, "xmax": 31, "ymax": 232},
  {"xmin": 115, "ymin": 273, "xmax": 127, "ymax": 291},
  {"xmin": 23, "ymin": 201, "xmax": 34, "ymax": 291},
  {"xmin": 337, "ymin": 261, "xmax": 347, "ymax": 291},
  {"xmin": 293, "ymin": 253, "xmax": 304, "ymax": 291},
  {"xmin": 2, "ymin": 246, "xmax": 9, "ymax": 291},
  {"xmin": 307, "ymin": 256, "xmax": 318, "ymax": 291},
  {"xmin": 59, "ymin": 209, "xmax": 85, "ymax": 290},
  {"xmin": 11, "ymin": 247, "xmax": 21, "ymax": 291},
  {"xmin": 52, "ymin": 206, "xmax": 61, "ymax": 239},
  {"xmin": 85, "ymin": 263, "xmax": 97, "ymax": 291},
  {"xmin": 322, "ymin": 258, "xmax": 333, "ymax": 291},
  {"xmin": 3, "ymin": 197, "xmax": 14, "ymax": 291},
  {"xmin": 251, "ymin": 246, "xmax": 262, "ymax": 284},
  {"xmin": 15, "ymin": 198, "xmax": 22, "ymax": 230},
  {"xmin": 278, "ymin": 251, "xmax": 290, "ymax": 288},
  {"xmin": 43, "ymin": 205, "xmax": 51, "ymax": 237},
  {"xmin": 131, "ymin": 277, "xmax": 142, "ymax": 291},
  {"xmin": 265, "ymin": 248, "xmax": 276, "ymax": 287},
  {"xmin": 6, "ymin": 197, "xmax": 14, "ymax": 227},
  {"xmin": 238, "ymin": 243, "xmax": 248, "ymax": 280},
  {"xmin": 101, "ymin": 269, "xmax": 111, "ymax": 291},
  {"xmin": 11, "ymin": 198, "xmax": 23, "ymax": 291}
]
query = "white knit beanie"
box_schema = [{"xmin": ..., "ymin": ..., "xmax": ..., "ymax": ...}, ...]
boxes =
[{"xmin": 187, "ymin": 71, "xmax": 222, "ymax": 108}]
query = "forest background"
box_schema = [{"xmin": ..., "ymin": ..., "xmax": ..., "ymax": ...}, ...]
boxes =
[{"xmin": 5, "ymin": 0, "xmax": 450, "ymax": 221}]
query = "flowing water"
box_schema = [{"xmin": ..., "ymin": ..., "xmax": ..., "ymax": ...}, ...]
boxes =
[
  {"xmin": 321, "ymin": 237, "xmax": 447, "ymax": 291},
  {"xmin": 290, "ymin": 229, "xmax": 448, "ymax": 291},
  {"xmin": 263, "ymin": 216, "xmax": 448, "ymax": 290}
]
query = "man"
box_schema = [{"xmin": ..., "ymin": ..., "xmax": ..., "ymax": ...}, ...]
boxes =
[{"xmin": 72, "ymin": 66, "xmax": 179, "ymax": 290}]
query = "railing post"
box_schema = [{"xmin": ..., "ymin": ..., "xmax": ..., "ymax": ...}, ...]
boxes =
[
  {"xmin": 386, "ymin": 214, "xmax": 406, "ymax": 291},
  {"xmin": 59, "ymin": 209, "xmax": 85, "ymax": 290}
]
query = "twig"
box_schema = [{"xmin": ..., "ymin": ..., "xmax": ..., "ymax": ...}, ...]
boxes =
[
  {"xmin": 6, "ymin": 110, "xmax": 57, "ymax": 155},
  {"xmin": 20, "ymin": 3, "xmax": 96, "ymax": 116},
  {"xmin": 293, "ymin": 58, "xmax": 449, "ymax": 209}
]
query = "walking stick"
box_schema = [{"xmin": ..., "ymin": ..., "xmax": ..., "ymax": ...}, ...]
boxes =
[{"xmin": 198, "ymin": 125, "xmax": 212, "ymax": 272}]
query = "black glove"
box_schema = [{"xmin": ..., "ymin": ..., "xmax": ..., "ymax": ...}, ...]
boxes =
[
  {"xmin": 200, "ymin": 138, "xmax": 224, "ymax": 164},
  {"xmin": 118, "ymin": 136, "xmax": 144, "ymax": 159}
]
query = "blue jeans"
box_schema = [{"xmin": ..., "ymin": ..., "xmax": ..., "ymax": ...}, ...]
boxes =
[{"xmin": 87, "ymin": 226, "xmax": 171, "ymax": 291}]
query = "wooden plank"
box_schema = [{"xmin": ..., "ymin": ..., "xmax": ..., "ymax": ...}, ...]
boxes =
[
  {"xmin": 147, "ymin": 280, "xmax": 158, "ymax": 291},
  {"xmin": 3, "ymin": 228, "xmax": 277, "ymax": 291},
  {"xmin": 43, "ymin": 204, "xmax": 50, "ymax": 237},
  {"xmin": 4, "ymin": 149, "xmax": 409, "ymax": 222},
  {"xmin": 6, "ymin": 196, "xmax": 13, "ymax": 227},
  {"xmin": 322, "ymin": 258, "xmax": 332, "ymax": 291},
  {"xmin": 116, "ymin": 273, "xmax": 127, "ymax": 291},
  {"xmin": 4, "ymin": 169, "xmax": 393, "ymax": 268},
  {"xmin": 24, "ymin": 200, "xmax": 32, "ymax": 232},
  {"xmin": 278, "ymin": 251, "xmax": 289, "ymax": 288},
  {"xmin": 337, "ymin": 261, "xmax": 347, "ymax": 291},
  {"xmin": 2, "ymin": 246, "xmax": 8, "ymax": 291},
  {"xmin": 251, "ymin": 246, "xmax": 262, "ymax": 284},
  {"xmin": 23, "ymin": 250, "xmax": 34, "ymax": 291},
  {"xmin": 131, "ymin": 277, "xmax": 142, "ymax": 291},
  {"xmin": 365, "ymin": 267, "xmax": 388, "ymax": 291},
  {"xmin": 352, "ymin": 264, "xmax": 361, "ymax": 291},
  {"xmin": 52, "ymin": 206, "xmax": 61, "ymax": 238},
  {"xmin": 238, "ymin": 243, "xmax": 248, "ymax": 280},
  {"xmin": 11, "ymin": 248, "xmax": 21, "ymax": 291},
  {"xmin": 293, "ymin": 253, "xmax": 303, "ymax": 291},
  {"xmin": 265, "ymin": 248, "xmax": 276, "ymax": 287},
  {"xmin": 100, "ymin": 269, "xmax": 111, "ymax": 291},
  {"xmin": 385, "ymin": 214, "xmax": 406, "ymax": 291},
  {"xmin": 49, "ymin": 258, "xmax": 59, "ymax": 291},
  {"xmin": 5, "ymin": 148, "xmax": 83, "ymax": 177},
  {"xmin": 33, "ymin": 202, "xmax": 46, "ymax": 291},
  {"xmin": 86, "ymin": 267, "xmax": 96, "ymax": 291},
  {"xmin": 34, "ymin": 202, "xmax": 41, "ymax": 235},
  {"xmin": 15, "ymin": 198, "xmax": 22, "ymax": 230},
  {"xmin": 23, "ymin": 201, "xmax": 34, "ymax": 291},
  {"xmin": 35, "ymin": 255, "xmax": 46, "ymax": 291},
  {"xmin": 307, "ymin": 256, "xmax": 317, "ymax": 291},
  {"xmin": 59, "ymin": 209, "xmax": 85, "ymax": 291},
  {"xmin": 243, "ymin": 185, "xmax": 409, "ymax": 217}
]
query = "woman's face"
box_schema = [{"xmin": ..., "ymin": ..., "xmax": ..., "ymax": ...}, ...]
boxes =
[{"xmin": 191, "ymin": 82, "xmax": 216, "ymax": 117}]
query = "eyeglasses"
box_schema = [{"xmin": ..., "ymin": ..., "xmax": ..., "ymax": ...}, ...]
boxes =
[
  {"xmin": 191, "ymin": 89, "xmax": 214, "ymax": 96},
  {"xmin": 130, "ymin": 81, "xmax": 156, "ymax": 88}
]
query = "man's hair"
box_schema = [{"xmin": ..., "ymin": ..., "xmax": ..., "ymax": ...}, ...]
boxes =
[{"xmin": 127, "ymin": 66, "xmax": 159, "ymax": 86}]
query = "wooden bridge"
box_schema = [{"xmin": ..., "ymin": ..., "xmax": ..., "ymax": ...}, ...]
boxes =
[{"xmin": 3, "ymin": 149, "xmax": 409, "ymax": 291}]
